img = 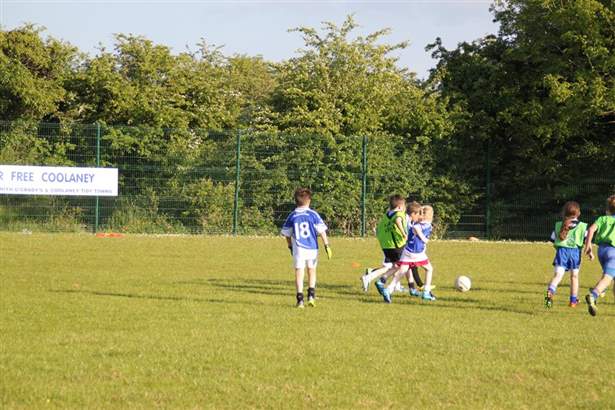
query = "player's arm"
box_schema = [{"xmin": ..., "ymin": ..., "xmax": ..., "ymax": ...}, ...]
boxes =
[
  {"xmin": 414, "ymin": 225, "xmax": 429, "ymax": 244},
  {"xmin": 320, "ymin": 231, "xmax": 330, "ymax": 246},
  {"xmin": 281, "ymin": 217, "xmax": 294, "ymax": 255},
  {"xmin": 314, "ymin": 215, "xmax": 332, "ymax": 259},
  {"xmin": 583, "ymin": 223, "xmax": 597, "ymax": 260},
  {"xmin": 395, "ymin": 216, "xmax": 408, "ymax": 241},
  {"xmin": 319, "ymin": 231, "xmax": 332, "ymax": 259}
]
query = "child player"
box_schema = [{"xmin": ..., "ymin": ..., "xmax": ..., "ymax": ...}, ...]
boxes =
[
  {"xmin": 361, "ymin": 194, "xmax": 407, "ymax": 292},
  {"xmin": 544, "ymin": 201, "xmax": 587, "ymax": 308},
  {"xmin": 583, "ymin": 194, "xmax": 615, "ymax": 316},
  {"xmin": 378, "ymin": 204, "xmax": 436, "ymax": 303},
  {"xmin": 281, "ymin": 188, "xmax": 332, "ymax": 308}
]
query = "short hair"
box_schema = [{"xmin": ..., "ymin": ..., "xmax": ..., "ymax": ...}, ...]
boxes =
[
  {"xmin": 407, "ymin": 201, "xmax": 422, "ymax": 214},
  {"xmin": 421, "ymin": 205, "xmax": 434, "ymax": 221},
  {"xmin": 389, "ymin": 194, "xmax": 405, "ymax": 209},
  {"xmin": 607, "ymin": 194, "xmax": 615, "ymax": 215},
  {"xmin": 294, "ymin": 187, "xmax": 312, "ymax": 206}
]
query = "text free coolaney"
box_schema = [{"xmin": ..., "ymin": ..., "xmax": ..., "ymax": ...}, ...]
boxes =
[{"xmin": 8, "ymin": 170, "xmax": 96, "ymax": 183}]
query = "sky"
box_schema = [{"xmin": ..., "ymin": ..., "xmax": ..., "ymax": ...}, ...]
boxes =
[{"xmin": 1, "ymin": 0, "xmax": 499, "ymax": 78}]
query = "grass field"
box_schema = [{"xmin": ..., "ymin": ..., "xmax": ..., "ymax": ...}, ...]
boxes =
[{"xmin": 1, "ymin": 233, "xmax": 615, "ymax": 409}]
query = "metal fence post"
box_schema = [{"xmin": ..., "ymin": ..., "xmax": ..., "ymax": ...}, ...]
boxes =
[
  {"xmin": 361, "ymin": 135, "xmax": 367, "ymax": 237},
  {"xmin": 232, "ymin": 130, "xmax": 241, "ymax": 235},
  {"xmin": 94, "ymin": 123, "xmax": 101, "ymax": 233},
  {"xmin": 485, "ymin": 138, "xmax": 491, "ymax": 239}
]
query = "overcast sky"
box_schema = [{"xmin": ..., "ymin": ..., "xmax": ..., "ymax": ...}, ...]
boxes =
[{"xmin": 2, "ymin": 0, "xmax": 499, "ymax": 78}]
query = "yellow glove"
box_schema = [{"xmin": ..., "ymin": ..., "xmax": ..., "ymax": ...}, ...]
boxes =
[{"xmin": 324, "ymin": 244, "xmax": 332, "ymax": 260}]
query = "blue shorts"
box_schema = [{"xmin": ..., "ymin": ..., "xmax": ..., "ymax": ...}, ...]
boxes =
[
  {"xmin": 553, "ymin": 247, "xmax": 581, "ymax": 271},
  {"xmin": 598, "ymin": 245, "xmax": 615, "ymax": 277}
]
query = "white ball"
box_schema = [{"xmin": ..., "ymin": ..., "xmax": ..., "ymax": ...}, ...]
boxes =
[{"xmin": 455, "ymin": 275, "xmax": 472, "ymax": 292}]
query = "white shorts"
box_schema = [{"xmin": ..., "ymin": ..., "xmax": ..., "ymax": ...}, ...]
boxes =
[
  {"xmin": 293, "ymin": 246, "xmax": 318, "ymax": 269},
  {"xmin": 399, "ymin": 249, "xmax": 428, "ymax": 264}
]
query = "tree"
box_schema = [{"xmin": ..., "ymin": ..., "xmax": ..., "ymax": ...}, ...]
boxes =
[
  {"xmin": 429, "ymin": 0, "xmax": 615, "ymax": 207},
  {"xmin": 0, "ymin": 25, "xmax": 78, "ymax": 122},
  {"xmin": 249, "ymin": 16, "xmax": 463, "ymax": 232}
]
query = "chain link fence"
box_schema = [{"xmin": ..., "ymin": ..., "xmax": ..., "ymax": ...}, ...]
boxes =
[{"xmin": 1, "ymin": 121, "xmax": 612, "ymax": 239}]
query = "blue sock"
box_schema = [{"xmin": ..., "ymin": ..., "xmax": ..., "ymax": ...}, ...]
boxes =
[
  {"xmin": 548, "ymin": 286, "xmax": 556, "ymax": 294},
  {"xmin": 379, "ymin": 277, "xmax": 386, "ymax": 284},
  {"xmin": 570, "ymin": 295, "xmax": 578, "ymax": 303},
  {"xmin": 591, "ymin": 289, "xmax": 600, "ymax": 300}
]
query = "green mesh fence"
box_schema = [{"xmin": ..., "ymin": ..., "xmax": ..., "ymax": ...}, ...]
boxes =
[{"xmin": 0, "ymin": 121, "xmax": 613, "ymax": 239}]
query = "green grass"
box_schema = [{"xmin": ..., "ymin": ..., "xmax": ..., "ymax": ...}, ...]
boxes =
[{"xmin": 1, "ymin": 233, "xmax": 614, "ymax": 409}]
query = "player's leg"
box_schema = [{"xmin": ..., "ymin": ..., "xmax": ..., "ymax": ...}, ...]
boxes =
[
  {"xmin": 375, "ymin": 264, "xmax": 396, "ymax": 297},
  {"xmin": 585, "ymin": 274, "xmax": 613, "ymax": 316},
  {"xmin": 385, "ymin": 266, "xmax": 405, "ymax": 293},
  {"xmin": 362, "ymin": 262, "xmax": 391, "ymax": 292},
  {"xmin": 389, "ymin": 265, "xmax": 405, "ymax": 293},
  {"xmin": 307, "ymin": 262, "xmax": 317, "ymax": 307},
  {"xmin": 421, "ymin": 262, "xmax": 436, "ymax": 301},
  {"xmin": 411, "ymin": 267, "xmax": 424, "ymax": 288},
  {"xmin": 403, "ymin": 266, "xmax": 420, "ymax": 296},
  {"xmin": 364, "ymin": 265, "xmax": 390, "ymax": 282},
  {"xmin": 586, "ymin": 246, "xmax": 615, "ymax": 316},
  {"xmin": 569, "ymin": 269, "xmax": 579, "ymax": 307},
  {"xmin": 377, "ymin": 247, "xmax": 404, "ymax": 292},
  {"xmin": 295, "ymin": 267, "xmax": 305, "ymax": 308},
  {"xmin": 401, "ymin": 269, "xmax": 410, "ymax": 293},
  {"xmin": 380, "ymin": 265, "xmax": 398, "ymax": 283},
  {"xmin": 545, "ymin": 266, "xmax": 566, "ymax": 308},
  {"xmin": 382, "ymin": 265, "xmax": 408, "ymax": 303},
  {"xmin": 362, "ymin": 248, "xmax": 399, "ymax": 291},
  {"xmin": 373, "ymin": 248, "xmax": 401, "ymax": 293}
]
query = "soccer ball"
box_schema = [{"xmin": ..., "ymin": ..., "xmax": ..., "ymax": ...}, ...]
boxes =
[{"xmin": 455, "ymin": 276, "xmax": 471, "ymax": 292}]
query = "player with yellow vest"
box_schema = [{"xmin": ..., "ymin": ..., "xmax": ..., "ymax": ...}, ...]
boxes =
[
  {"xmin": 584, "ymin": 194, "xmax": 615, "ymax": 316},
  {"xmin": 360, "ymin": 195, "xmax": 408, "ymax": 292},
  {"xmin": 545, "ymin": 201, "xmax": 588, "ymax": 308}
]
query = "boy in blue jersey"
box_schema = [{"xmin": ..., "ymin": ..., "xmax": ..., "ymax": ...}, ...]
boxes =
[{"xmin": 281, "ymin": 188, "xmax": 332, "ymax": 308}]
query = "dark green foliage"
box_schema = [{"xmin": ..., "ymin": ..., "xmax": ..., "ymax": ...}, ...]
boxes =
[{"xmin": 428, "ymin": 0, "xmax": 614, "ymax": 216}]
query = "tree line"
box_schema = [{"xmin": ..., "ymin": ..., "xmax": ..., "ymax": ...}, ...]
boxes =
[{"xmin": 1, "ymin": 1, "xmax": 613, "ymax": 236}]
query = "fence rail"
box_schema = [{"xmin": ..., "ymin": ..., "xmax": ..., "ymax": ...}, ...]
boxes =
[{"xmin": 1, "ymin": 121, "xmax": 612, "ymax": 239}]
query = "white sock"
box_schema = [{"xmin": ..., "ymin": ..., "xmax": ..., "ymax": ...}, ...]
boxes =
[{"xmin": 365, "ymin": 266, "xmax": 388, "ymax": 282}]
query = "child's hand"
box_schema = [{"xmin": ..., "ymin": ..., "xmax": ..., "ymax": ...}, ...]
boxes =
[
  {"xmin": 585, "ymin": 247, "xmax": 594, "ymax": 260},
  {"xmin": 324, "ymin": 244, "xmax": 333, "ymax": 259}
]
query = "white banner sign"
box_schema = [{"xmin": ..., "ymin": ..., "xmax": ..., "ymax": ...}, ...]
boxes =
[{"xmin": 0, "ymin": 165, "xmax": 118, "ymax": 196}]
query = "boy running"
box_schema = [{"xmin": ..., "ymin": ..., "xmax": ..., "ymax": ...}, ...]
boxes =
[
  {"xmin": 361, "ymin": 194, "xmax": 407, "ymax": 292},
  {"xmin": 584, "ymin": 194, "xmax": 615, "ymax": 316},
  {"xmin": 281, "ymin": 188, "xmax": 332, "ymax": 308}
]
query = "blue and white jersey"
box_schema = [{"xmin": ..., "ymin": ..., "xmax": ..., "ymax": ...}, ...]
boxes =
[
  {"xmin": 281, "ymin": 207, "xmax": 327, "ymax": 250},
  {"xmin": 405, "ymin": 221, "xmax": 432, "ymax": 254}
]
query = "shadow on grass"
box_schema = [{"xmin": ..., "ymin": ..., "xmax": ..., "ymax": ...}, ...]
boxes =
[
  {"xmin": 472, "ymin": 287, "xmax": 538, "ymax": 295},
  {"xmin": 481, "ymin": 279, "xmax": 546, "ymax": 287},
  {"xmin": 49, "ymin": 289, "xmax": 256, "ymax": 305},
  {"xmin": 174, "ymin": 278, "xmax": 361, "ymax": 300},
  {"xmin": 359, "ymin": 295, "xmax": 536, "ymax": 316}
]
